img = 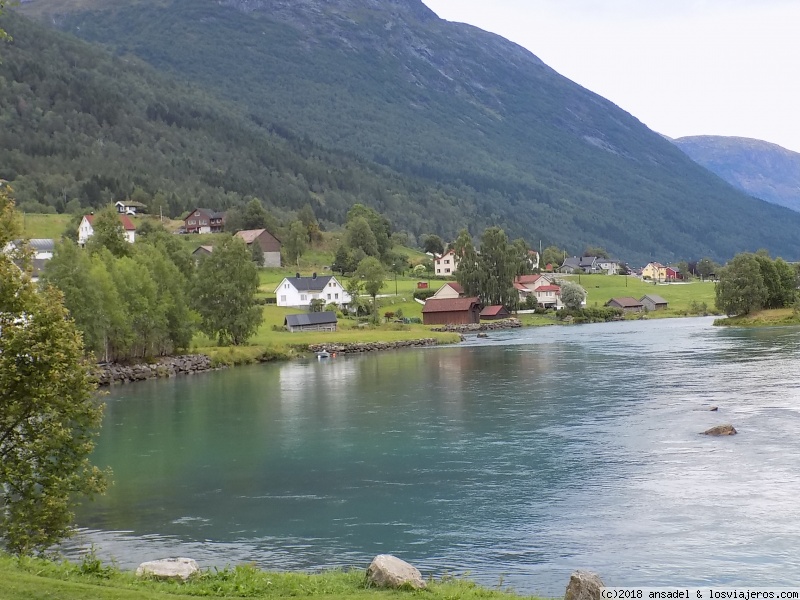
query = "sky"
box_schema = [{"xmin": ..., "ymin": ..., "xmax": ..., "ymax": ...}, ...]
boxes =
[{"xmin": 423, "ymin": 0, "xmax": 800, "ymax": 153}]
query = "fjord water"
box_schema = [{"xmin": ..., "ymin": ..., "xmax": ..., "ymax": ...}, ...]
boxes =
[{"xmin": 75, "ymin": 318, "xmax": 800, "ymax": 595}]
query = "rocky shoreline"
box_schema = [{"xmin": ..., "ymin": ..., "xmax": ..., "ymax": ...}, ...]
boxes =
[
  {"xmin": 308, "ymin": 338, "xmax": 439, "ymax": 354},
  {"xmin": 430, "ymin": 318, "xmax": 522, "ymax": 333},
  {"xmin": 93, "ymin": 354, "xmax": 218, "ymax": 386}
]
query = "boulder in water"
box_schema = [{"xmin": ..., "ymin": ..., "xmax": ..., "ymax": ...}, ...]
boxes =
[{"xmin": 702, "ymin": 424, "xmax": 737, "ymax": 436}]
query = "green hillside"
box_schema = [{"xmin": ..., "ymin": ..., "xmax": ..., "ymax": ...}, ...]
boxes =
[
  {"xmin": 8, "ymin": 1, "xmax": 800, "ymax": 262},
  {"xmin": 0, "ymin": 11, "xmax": 471, "ymax": 238}
]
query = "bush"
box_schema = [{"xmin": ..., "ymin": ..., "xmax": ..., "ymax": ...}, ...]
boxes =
[{"xmin": 413, "ymin": 288, "xmax": 437, "ymax": 301}]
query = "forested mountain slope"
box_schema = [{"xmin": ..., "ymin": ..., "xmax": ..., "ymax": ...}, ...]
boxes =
[
  {"xmin": 674, "ymin": 136, "xmax": 800, "ymax": 213},
  {"xmin": 0, "ymin": 10, "xmax": 472, "ymax": 234},
  {"xmin": 10, "ymin": 0, "xmax": 800, "ymax": 262}
]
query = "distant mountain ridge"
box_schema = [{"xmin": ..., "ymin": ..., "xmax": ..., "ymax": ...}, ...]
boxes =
[
  {"xmin": 11, "ymin": 0, "xmax": 800, "ymax": 262},
  {"xmin": 673, "ymin": 135, "xmax": 800, "ymax": 213}
]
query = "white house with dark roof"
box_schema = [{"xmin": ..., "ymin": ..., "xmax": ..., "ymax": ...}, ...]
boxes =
[{"xmin": 274, "ymin": 273, "xmax": 351, "ymax": 308}]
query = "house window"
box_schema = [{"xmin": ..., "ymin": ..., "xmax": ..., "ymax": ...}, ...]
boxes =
[
  {"xmin": 301, "ymin": 294, "xmax": 307, "ymax": 301},
  {"xmin": 280, "ymin": 295, "xmax": 286, "ymax": 302},
  {"xmin": 445, "ymin": 268, "xmax": 451, "ymax": 273},
  {"xmin": 445, "ymin": 260, "xmax": 450, "ymax": 264},
  {"xmin": 335, "ymin": 293, "xmax": 339, "ymax": 299},
  {"xmin": 327, "ymin": 294, "xmax": 331, "ymax": 300}
]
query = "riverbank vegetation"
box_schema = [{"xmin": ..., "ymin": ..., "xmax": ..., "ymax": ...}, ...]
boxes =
[
  {"xmin": 0, "ymin": 553, "xmax": 539, "ymax": 600},
  {"xmin": 714, "ymin": 252, "xmax": 798, "ymax": 320}
]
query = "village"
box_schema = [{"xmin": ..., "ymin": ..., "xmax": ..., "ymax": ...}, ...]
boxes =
[{"xmin": 5, "ymin": 201, "xmax": 719, "ymax": 349}]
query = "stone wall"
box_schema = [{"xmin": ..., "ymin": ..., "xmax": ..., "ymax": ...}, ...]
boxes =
[
  {"xmin": 308, "ymin": 338, "xmax": 439, "ymax": 354},
  {"xmin": 430, "ymin": 318, "xmax": 522, "ymax": 333},
  {"xmin": 93, "ymin": 354, "xmax": 216, "ymax": 386}
]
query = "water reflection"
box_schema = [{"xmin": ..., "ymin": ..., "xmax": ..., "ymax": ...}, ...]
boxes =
[{"xmin": 74, "ymin": 318, "xmax": 800, "ymax": 595}]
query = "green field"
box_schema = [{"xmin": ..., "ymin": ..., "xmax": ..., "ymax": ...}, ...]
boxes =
[
  {"xmin": 564, "ymin": 274, "xmax": 718, "ymax": 316},
  {"xmin": 0, "ymin": 553, "xmax": 541, "ymax": 600},
  {"xmin": 19, "ymin": 213, "xmax": 72, "ymax": 239}
]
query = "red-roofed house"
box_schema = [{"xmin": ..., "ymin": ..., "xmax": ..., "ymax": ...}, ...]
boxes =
[
  {"xmin": 480, "ymin": 305, "xmax": 511, "ymax": 320},
  {"xmin": 432, "ymin": 281, "xmax": 464, "ymax": 299},
  {"xmin": 534, "ymin": 284, "xmax": 562, "ymax": 309},
  {"xmin": 78, "ymin": 214, "xmax": 136, "ymax": 246},
  {"xmin": 422, "ymin": 296, "xmax": 481, "ymax": 325},
  {"xmin": 514, "ymin": 274, "xmax": 562, "ymax": 308}
]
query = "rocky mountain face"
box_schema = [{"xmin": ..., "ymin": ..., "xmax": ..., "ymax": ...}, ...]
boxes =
[
  {"xmin": 13, "ymin": 0, "xmax": 800, "ymax": 262},
  {"xmin": 674, "ymin": 136, "xmax": 800, "ymax": 213}
]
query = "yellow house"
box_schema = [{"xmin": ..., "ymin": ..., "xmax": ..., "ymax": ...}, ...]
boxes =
[{"xmin": 642, "ymin": 262, "xmax": 667, "ymax": 281}]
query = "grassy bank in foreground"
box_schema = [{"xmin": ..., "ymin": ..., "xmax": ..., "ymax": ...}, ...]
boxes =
[
  {"xmin": 0, "ymin": 554, "xmax": 541, "ymax": 600},
  {"xmin": 714, "ymin": 307, "xmax": 800, "ymax": 327}
]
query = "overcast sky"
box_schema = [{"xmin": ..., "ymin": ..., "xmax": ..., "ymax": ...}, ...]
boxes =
[{"xmin": 423, "ymin": 0, "xmax": 800, "ymax": 153}]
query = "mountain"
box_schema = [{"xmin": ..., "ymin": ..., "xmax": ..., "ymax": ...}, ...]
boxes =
[
  {"xmin": 673, "ymin": 136, "xmax": 800, "ymax": 213},
  {"xmin": 0, "ymin": 10, "xmax": 475, "ymax": 235},
  {"xmin": 11, "ymin": 0, "xmax": 800, "ymax": 262}
]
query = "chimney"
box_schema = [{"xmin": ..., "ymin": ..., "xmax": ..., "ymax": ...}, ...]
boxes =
[
  {"xmin": 295, "ymin": 272, "xmax": 300, "ymax": 278},
  {"xmin": 312, "ymin": 272, "xmax": 317, "ymax": 279}
]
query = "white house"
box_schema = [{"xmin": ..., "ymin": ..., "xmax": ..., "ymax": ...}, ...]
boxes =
[
  {"xmin": 434, "ymin": 250, "xmax": 459, "ymax": 276},
  {"xmin": 115, "ymin": 200, "xmax": 147, "ymax": 215},
  {"xmin": 78, "ymin": 214, "xmax": 136, "ymax": 246},
  {"xmin": 274, "ymin": 273, "xmax": 351, "ymax": 308},
  {"xmin": 432, "ymin": 281, "xmax": 464, "ymax": 299}
]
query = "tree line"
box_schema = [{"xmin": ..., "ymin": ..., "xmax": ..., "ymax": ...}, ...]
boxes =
[
  {"xmin": 715, "ymin": 252, "xmax": 798, "ymax": 317},
  {"xmin": 42, "ymin": 206, "xmax": 262, "ymax": 360}
]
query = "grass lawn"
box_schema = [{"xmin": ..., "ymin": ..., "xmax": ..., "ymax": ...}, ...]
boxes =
[
  {"xmin": 0, "ymin": 553, "xmax": 542, "ymax": 600},
  {"xmin": 20, "ymin": 213, "xmax": 72, "ymax": 239},
  {"xmin": 193, "ymin": 304, "xmax": 460, "ymax": 365},
  {"xmin": 714, "ymin": 307, "xmax": 800, "ymax": 327},
  {"xmin": 563, "ymin": 274, "xmax": 718, "ymax": 316}
]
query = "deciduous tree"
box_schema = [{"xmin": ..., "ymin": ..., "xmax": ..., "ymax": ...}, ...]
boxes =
[
  {"xmin": 355, "ymin": 256, "xmax": 386, "ymax": 322},
  {"xmin": 560, "ymin": 281, "xmax": 586, "ymax": 310},
  {"xmin": 284, "ymin": 220, "xmax": 308, "ymax": 266},
  {"xmin": 0, "ymin": 185, "xmax": 107, "ymax": 555},
  {"xmin": 715, "ymin": 253, "xmax": 767, "ymax": 316},
  {"xmin": 193, "ymin": 237, "xmax": 261, "ymax": 345}
]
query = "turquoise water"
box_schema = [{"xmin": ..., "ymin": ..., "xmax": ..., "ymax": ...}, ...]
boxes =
[{"xmin": 73, "ymin": 317, "xmax": 800, "ymax": 595}]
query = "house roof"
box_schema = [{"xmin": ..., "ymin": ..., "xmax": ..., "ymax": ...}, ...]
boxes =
[
  {"xmin": 11, "ymin": 238, "xmax": 55, "ymax": 252},
  {"xmin": 480, "ymin": 305, "xmax": 509, "ymax": 317},
  {"xmin": 536, "ymin": 285, "xmax": 561, "ymax": 292},
  {"xmin": 235, "ymin": 228, "xmax": 281, "ymax": 244},
  {"xmin": 435, "ymin": 250, "xmax": 456, "ymax": 261},
  {"xmin": 192, "ymin": 245, "xmax": 214, "ymax": 254},
  {"xmin": 116, "ymin": 200, "xmax": 147, "ymax": 208},
  {"xmin": 440, "ymin": 281, "xmax": 463, "ymax": 293},
  {"xmin": 515, "ymin": 274, "xmax": 547, "ymax": 285},
  {"xmin": 607, "ymin": 297, "xmax": 644, "ymax": 308},
  {"xmin": 646, "ymin": 262, "xmax": 666, "ymax": 269},
  {"xmin": 422, "ymin": 296, "xmax": 481, "ymax": 313},
  {"xmin": 84, "ymin": 214, "xmax": 136, "ymax": 231},
  {"xmin": 276, "ymin": 275, "xmax": 335, "ymax": 293},
  {"xmin": 513, "ymin": 282, "xmax": 529, "ymax": 291},
  {"xmin": 640, "ymin": 294, "xmax": 668, "ymax": 305},
  {"xmin": 13, "ymin": 258, "xmax": 48, "ymax": 278},
  {"xmin": 562, "ymin": 256, "xmax": 598, "ymax": 269},
  {"xmin": 284, "ymin": 312, "xmax": 338, "ymax": 327},
  {"xmin": 187, "ymin": 207, "xmax": 225, "ymax": 220}
]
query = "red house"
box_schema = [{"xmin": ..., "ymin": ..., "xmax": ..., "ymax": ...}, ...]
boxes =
[
  {"xmin": 480, "ymin": 305, "xmax": 511, "ymax": 320},
  {"xmin": 422, "ymin": 297, "xmax": 481, "ymax": 325}
]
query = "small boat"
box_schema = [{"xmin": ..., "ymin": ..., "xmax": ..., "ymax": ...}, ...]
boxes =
[{"xmin": 316, "ymin": 351, "xmax": 331, "ymax": 359}]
